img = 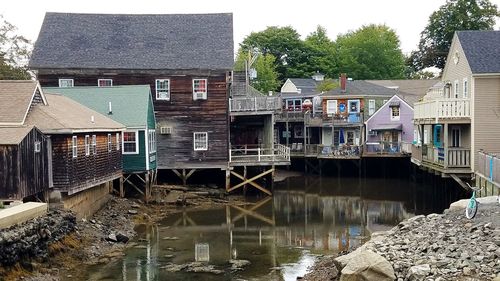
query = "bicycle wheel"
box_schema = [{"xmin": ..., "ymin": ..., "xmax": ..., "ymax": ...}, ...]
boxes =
[{"xmin": 465, "ymin": 198, "xmax": 478, "ymax": 219}]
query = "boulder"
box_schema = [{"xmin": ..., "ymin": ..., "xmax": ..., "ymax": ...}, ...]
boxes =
[
  {"xmin": 339, "ymin": 250, "xmax": 396, "ymax": 281},
  {"xmin": 116, "ymin": 233, "xmax": 129, "ymax": 243},
  {"xmin": 106, "ymin": 233, "xmax": 117, "ymax": 242},
  {"xmin": 406, "ymin": 264, "xmax": 430, "ymax": 281}
]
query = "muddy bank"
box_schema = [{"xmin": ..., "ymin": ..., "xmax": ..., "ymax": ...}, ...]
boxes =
[{"xmin": 304, "ymin": 200, "xmax": 500, "ymax": 281}]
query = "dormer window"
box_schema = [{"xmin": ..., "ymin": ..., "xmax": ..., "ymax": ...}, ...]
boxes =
[
  {"xmin": 390, "ymin": 104, "xmax": 400, "ymax": 121},
  {"xmin": 98, "ymin": 79, "xmax": 113, "ymax": 87}
]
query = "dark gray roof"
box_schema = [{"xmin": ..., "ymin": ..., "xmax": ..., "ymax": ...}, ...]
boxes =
[
  {"xmin": 457, "ymin": 30, "xmax": 500, "ymax": 74},
  {"xmin": 288, "ymin": 78, "xmax": 319, "ymax": 89},
  {"xmin": 324, "ymin": 80, "xmax": 397, "ymax": 97},
  {"xmin": 30, "ymin": 12, "xmax": 234, "ymax": 70}
]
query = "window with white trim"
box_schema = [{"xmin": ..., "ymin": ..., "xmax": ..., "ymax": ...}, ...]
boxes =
[
  {"xmin": 34, "ymin": 141, "xmax": 41, "ymax": 153},
  {"xmin": 98, "ymin": 79, "xmax": 113, "ymax": 87},
  {"xmin": 368, "ymin": 100, "xmax": 375, "ymax": 115},
  {"xmin": 72, "ymin": 136, "xmax": 78, "ymax": 158},
  {"xmin": 463, "ymin": 78, "xmax": 468, "ymax": 98},
  {"xmin": 348, "ymin": 99, "xmax": 360, "ymax": 113},
  {"xmin": 123, "ymin": 131, "xmax": 138, "ymax": 154},
  {"xmin": 107, "ymin": 134, "xmax": 112, "ymax": 152},
  {"xmin": 85, "ymin": 135, "xmax": 90, "ymax": 156},
  {"xmin": 326, "ymin": 100, "xmax": 337, "ymax": 115},
  {"xmin": 148, "ymin": 130, "xmax": 156, "ymax": 153},
  {"xmin": 193, "ymin": 79, "xmax": 207, "ymax": 100},
  {"xmin": 454, "ymin": 80, "xmax": 459, "ymax": 98},
  {"xmin": 390, "ymin": 106, "xmax": 400, "ymax": 121},
  {"xmin": 156, "ymin": 79, "xmax": 170, "ymax": 100},
  {"xmin": 92, "ymin": 135, "xmax": 97, "ymax": 155},
  {"xmin": 59, "ymin": 79, "xmax": 74, "ymax": 88},
  {"xmin": 193, "ymin": 132, "xmax": 208, "ymax": 151},
  {"xmin": 116, "ymin": 133, "xmax": 120, "ymax": 151}
]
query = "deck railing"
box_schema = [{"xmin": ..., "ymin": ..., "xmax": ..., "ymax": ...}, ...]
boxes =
[
  {"xmin": 477, "ymin": 151, "xmax": 500, "ymax": 185},
  {"xmin": 317, "ymin": 144, "xmax": 361, "ymax": 158},
  {"xmin": 229, "ymin": 96, "xmax": 282, "ymax": 112},
  {"xmin": 229, "ymin": 144, "xmax": 290, "ymax": 163},
  {"xmin": 363, "ymin": 141, "xmax": 412, "ymax": 156},
  {"xmin": 414, "ymin": 98, "xmax": 470, "ymax": 121},
  {"xmin": 276, "ymin": 111, "xmax": 307, "ymax": 121},
  {"xmin": 411, "ymin": 145, "xmax": 422, "ymax": 163},
  {"xmin": 421, "ymin": 145, "xmax": 470, "ymax": 168}
]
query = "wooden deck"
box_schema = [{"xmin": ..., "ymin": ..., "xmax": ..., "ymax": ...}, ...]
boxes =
[{"xmin": 229, "ymin": 144, "xmax": 290, "ymax": 167}]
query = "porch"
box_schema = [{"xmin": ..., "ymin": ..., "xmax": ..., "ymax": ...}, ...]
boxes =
[
  {"xmin": 412, "ymin": 144, "xmax": 472, "ymax": 173},
  {"xmin": 362, "ymin": 141, "xmax": 412, "ymax": 157},
  {"xmin": 414, "ymin": 98, "xmax": 471, "ymax": 122},
  {"xmin": 229, "ymin": 96, "xmax": 281, "ymax": 114},
  {"xmin": 229, "ymin": 144, "xmax": 291, "ymax": 166}
]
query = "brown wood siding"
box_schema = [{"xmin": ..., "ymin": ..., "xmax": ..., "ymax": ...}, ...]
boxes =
[
  {"xmin": 50, "ymin": 133, "xmax": 122, "ymax": 193},
  {"xmin": 37, "ymin": 70, "xmax": 230, "ymax": 169},
  {"xmin": 473, "ymin": 76, "xmax": 500, "ymax": 170},
  {"xmin": 0, "ymin": 128, "xmax": 48, "ymax": 200}
]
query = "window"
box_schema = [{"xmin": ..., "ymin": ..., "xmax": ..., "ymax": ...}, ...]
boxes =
[
  {"xmin": 454, "ymin": 80, "xmax": 459, "ymax": 98},
  {"xmin": 451, "ymin": 127, "xmax": 461, "ymax": 147},
  {"xmin": 92, "ymin": 135, "xmax": 97, "ymax": 155},
  {"xmin": 463, "ymin": 79, "xmax": 468, "ymax": 98},
  {"xmin": 123, "ymin": 131, "xmax": 138, "ymax": 154},
  {"xmin": 85, "ymin": 135, "xmax": 90, "ymax": 156},
  {"xmin": 390, "ymin": 106, "xmax": 400, "ymax": 121},
  {"xmin": 148, "ymin": 130, "xmax": 156, "ymax": 153},
  {"xmin": 107, "ymin": 134, "xmax": 112, "ymax": 152},
  {"xmin": 286, "ymin": 99, "xmax": 302, "ymax": 111},
  {"xmin": 98, "ymin": 79, "xmax": 113, "ymax": 87},
  {"xmin": 34, "ymin": 141, "xmax": 41, "ymax": 153},
  {"xmin": 59, "ymin": 79, "xmax": 74, "ymax": 88},
  {"xmin": 72, "ymin": 136, "xmax": 78, "ymax": 158},
  {"xmin": 193, "ymin": 79, "xmax": 207, "ymax": 100},
  {"xmin": 116, "ymin": 133, "xmax": 120, "ymax": 151},
  {"xmin": 326, "ymin": 100, "xmax": 337, "ymax": 115},
  {"xmin": 193, "ymin": 132, "xmax": 208, "ymax": 151},
  {"xmin": 348, "ymin": 99, "xmax": 360, "ymax": 113},
  {"xmin": 368, "ymin": 100, "xmax": 375, "ymax": 115},
  {"xmin": 156, "ymin": 79, "xmax": 170, "ymax": 100},
  {"xmin": 346, "ymin": 131, "xmax": 354, "ymax": 145}
]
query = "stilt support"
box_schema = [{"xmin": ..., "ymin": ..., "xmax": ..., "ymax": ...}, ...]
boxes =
[
  {"xmin": 228, "ymin": 167, "xmax": 273, "ymax": 195},
  {"xmin": 172, "ymin": 169, "xmax": 197, "ymax": 186}
]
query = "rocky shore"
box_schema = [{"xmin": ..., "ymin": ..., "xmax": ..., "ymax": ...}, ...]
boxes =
[{"xmin": 305, "ymin": 198, "xmax": 500, "ymax": 281}]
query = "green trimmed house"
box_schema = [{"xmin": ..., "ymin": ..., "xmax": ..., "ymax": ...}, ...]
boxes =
[{"xmin": 44, "ymin": 85, "xmax": 157, "ymax": 198}]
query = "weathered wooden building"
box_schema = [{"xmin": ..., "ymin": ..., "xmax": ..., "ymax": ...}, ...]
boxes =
[
  {"xmin": 29, "ymin": 12, "xmax": 234, "ymax": 183},
  {"xmin": 0, "ymin": 81, "xmax": 49, "ymax": 202},
  {"xmin": 45, "ymin": 85, "xmax": 157, "ymax": 199}
]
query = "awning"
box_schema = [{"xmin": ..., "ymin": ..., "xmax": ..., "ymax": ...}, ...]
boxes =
[{"xmin": 370, "ymin": 124, "xmax": 402, "ymax": 131}]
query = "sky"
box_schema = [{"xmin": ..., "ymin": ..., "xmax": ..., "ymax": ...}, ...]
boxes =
[{"xmin": 1, "ymin": 0, "xmax": 499, "ymax": 56}]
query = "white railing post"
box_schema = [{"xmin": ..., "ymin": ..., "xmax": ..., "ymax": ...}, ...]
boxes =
[
  {"xmin": 229, "ymin": 148, "xmax": 232, "ymax": 163},
  {"xmin": 258, "ymin": 147, "xmax": 261, "ymax": 161}
]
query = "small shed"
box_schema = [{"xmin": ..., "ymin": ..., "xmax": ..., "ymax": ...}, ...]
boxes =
[{"xmin": 0, "ymin": 126, "xmax": 48, "ymax": 201}]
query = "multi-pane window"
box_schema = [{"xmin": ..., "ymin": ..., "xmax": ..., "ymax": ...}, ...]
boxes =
[
  {"xmin": 34, "ymin": 141, "xmax": 41, "ymax": 153},
  {"xmin": 98, "ymin": 79, "xmax": 113, "ymax": 87},
  {"xmin": 92, "ymin": 135, "xmax": 97, "ymax": 155},
  {"xmin": 72, "ymin": 136, "xmax": 78, "ymax": 158},
  {"xmin": 368, "ymin": 100, "xmax": 375, "ymax": 115},
  {"xmin": 348, "ymin": 100, "xmax": 360, "ymax": 113},
  {"xmin": 107, "ymin": 134, "xmax": 112, "ymax": 152},
  {"xmin": 116, "ymin": 133, "xmax": 120, "ymax": 151},
  {"xmin": 286, "ymin": 99, "xmax": 302, "ymax": 111},
  {"xmin": 193, "ymin": 132, "xmax": 208, "ymax": 151},
  {"xmin": 463, "ymin": 79, "xmax": 468, "ymax": 98},
  {"xmin": 85, "ymin": 135, "xmax": 90, "ymax": 156},
  {"xmin": 123, "ymin": 131, "xmax": 138, "ymax": 154},
  {"xmin": 391, "ymin": 106, "xmax": 400, "ymax": 120},
  {"xmin": 156, "ymin": 79, "xmax": 170, "ymax": 100},
  {"xmin": 59, "ymin": 79, "xmax": 74, "ymax": 88},
  {"xmin": 148, "ymin": 130, "xmax": 156, "ymax": 153},
  {"xmin": 193, "ymin": 79, "xmax": 207, "ymax": 100},
  {"xmin": 326, "ymin": 100, "xmax": 337, "ymax": 115}
]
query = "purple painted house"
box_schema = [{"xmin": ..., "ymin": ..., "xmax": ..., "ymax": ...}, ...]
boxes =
[{"xmin": 364, "ymin": 95, "xmax": 413, "ymax": 156}]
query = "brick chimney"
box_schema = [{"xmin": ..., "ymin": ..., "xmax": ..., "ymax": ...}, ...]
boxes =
[{"xmin": 340, "ymin": 73, "xmax": 347, "ymax": 92}]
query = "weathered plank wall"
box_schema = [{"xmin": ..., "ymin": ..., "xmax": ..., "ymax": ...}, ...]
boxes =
[
  {"xmin": 0, "ymin": 128, "xmax": 48, "ymax": 200},
  {"xmin": 50, "ymin": 133, "xmax": 122, "ymax": 193},
  {"xmin": 38, "ymin": 70, "xmax": 230, "ymax": 169}
]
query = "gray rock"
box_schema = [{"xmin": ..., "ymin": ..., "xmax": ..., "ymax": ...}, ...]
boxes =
[
  {"xmin": 229, "ymin": 259, "xmax": 251, "ymax": 271},
  {"xmin": 128, "ymin": 210, "xmax": 138, "ymax": 215},
  {"xmin": 406, "ymin": 264, "xmax": 430, "ymax": 281},
  {"xmin": 107, "ymin": 233, "xmax": 117, "ymax": 242},
  {"xmin": 340, "ymin": 250, "xmax": 396, "ymax": 281}
]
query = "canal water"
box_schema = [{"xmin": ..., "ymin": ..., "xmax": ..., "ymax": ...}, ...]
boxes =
[{"xmin": 75, "ymin": 170, "xmax": 467, "ymax": 281}]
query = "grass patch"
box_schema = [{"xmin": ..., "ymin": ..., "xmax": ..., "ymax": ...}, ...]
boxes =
[
  {"xmin": 48, "ymin": 234, "xmax": 81, "ymax": 256},
  {"xmin": 0, "ymin": 263, "xmax": 31, "ymax": 281}
]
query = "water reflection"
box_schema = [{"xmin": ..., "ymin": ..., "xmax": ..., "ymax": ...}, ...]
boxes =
[{"xmin": 81, "ymin": 174, "xmax": 461, "ymax": 281}]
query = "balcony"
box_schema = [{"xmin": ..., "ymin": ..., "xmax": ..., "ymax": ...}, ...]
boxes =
[
  {"xmin": 421, "ymin": 145, "xmax": 471, "ymax": 169},
  {"xmin": 477, "ymin": 151, "xmax": 500, "ymax": 188},
  {"xmin": 275, "ymin": 111, "xmax": 307, "ymax": 122},
  {"xmin": 414, "ymin": 98, "xmax": 470, "ymax": 122},
  {"xmin": 363, "ymin": 141, "xmax": 412, "ymax": 157},
  {"xmin": 229, "ymin": 144, "xmax": 290, "ymax": 166},
  {"xmin": 229, "ymin": 96, "xmax": 281, "ymax": 113}
]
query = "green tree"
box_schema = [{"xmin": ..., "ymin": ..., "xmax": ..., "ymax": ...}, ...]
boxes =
[
  {"xmin": 240, "ymin": 26, "xmax": 306, "ymax": 81},
  {"xmin": 336, "ymin": 24, "xmax": 406, "ymax": 80},
  {"xmin": 304, "ymin": 26, "xmax": 338, "ymax": 78},
  {"xmin": 0, "ymin": 15, "xmax": 31, "ymax": 79},
  {"xmin": 409, "ymin": 0, "xmax": 499, "ymax": 71},
  {"xmin": 316, "ymin": 78, "xmax": 338, "ymax": 92},
  {"xmin": 234, "ymin": 50, "xmax": 280, "ymax": 93}
]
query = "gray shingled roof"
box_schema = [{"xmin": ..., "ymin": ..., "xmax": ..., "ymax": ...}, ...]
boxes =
[
  {"xmin": 0, "ymin": 81, "xmax": 39, "ymax": 125},
  {"xmin": 0, "ymin": 126, "xmax": 34, "ymax": 145},
  {"xmin": 324, "ymin": 80, "xmax": 397, "ymax": 97},
  {"xmin": 457, "ymin": 30, "xmax": 500, "ymax": 74},
  {"xmin": 30, "ymin": 13, "xmax": 234, "ymax": 70}
]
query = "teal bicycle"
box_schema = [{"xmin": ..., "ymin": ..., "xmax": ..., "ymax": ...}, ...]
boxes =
[{"xmin": 465, "ymin": 183, "xmax": 483, "ymax": 219}]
